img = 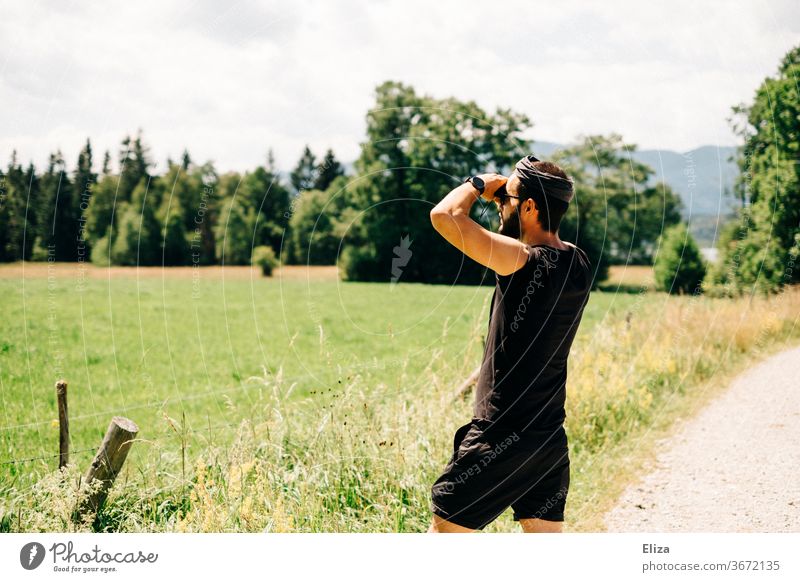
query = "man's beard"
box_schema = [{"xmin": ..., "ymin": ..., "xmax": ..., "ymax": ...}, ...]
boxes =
[{"xmin": 498, "ymin": 207, "xmax": 521, "ymax": 240}]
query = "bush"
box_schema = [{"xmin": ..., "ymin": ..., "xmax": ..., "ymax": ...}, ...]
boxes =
[
  {"xmin": 653, "ymin": 223, "xmax": 706, "ymax": 294},
  {"xmin": 90, "ymin": 229, "xmax": 112, "ymax": 266},
  {"xmin": 339, "ymin": 243, "xmax": 380, "ymax": 282},
  {"xmin": 252, "ymin": 245, "xmax": 278, "ymax": 277}
]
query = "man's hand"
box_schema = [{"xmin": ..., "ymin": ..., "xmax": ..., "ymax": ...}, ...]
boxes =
[{"xmin": 477, "ymin": 173, "xmax": 508, "ymax": 203}]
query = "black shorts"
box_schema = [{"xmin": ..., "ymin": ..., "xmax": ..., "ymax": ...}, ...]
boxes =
[{"xmin": 430, "ymin": 418, "xmax": 570, "ymax": 530}]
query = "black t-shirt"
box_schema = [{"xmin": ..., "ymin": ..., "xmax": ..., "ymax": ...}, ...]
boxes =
[{"xmin": 473, "ymin": 243, "xmax": 592, "ymax": 435}]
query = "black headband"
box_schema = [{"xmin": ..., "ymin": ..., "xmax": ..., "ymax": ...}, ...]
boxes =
[{"xmin": 514, "ymin": 155, "xmax": 574, "ymax": 203}]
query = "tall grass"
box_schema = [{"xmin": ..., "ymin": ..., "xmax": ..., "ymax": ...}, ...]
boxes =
[
  {"xmin": 567, "ymin": 287, "xmax": 800, "ymax": 455},
  {"xmin": 2, "ymin": 287, "xmax": 798, "ymax": 532}
]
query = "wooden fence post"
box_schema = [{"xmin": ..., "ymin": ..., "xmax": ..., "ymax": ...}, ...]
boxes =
[
  {"xmin": 450, "ymin": 336, "xmax": 486, "ymax": 403},
  {"xmin": 56, "ymin": 380, "xmax": 69, "ymax": 469},
  {"xmin": 451, "ymin": 365, "xmax": 481, "ymax": 402},
  {"xmin": 74, "ymin": 416, "xmax": 139, "ymax": 520}
]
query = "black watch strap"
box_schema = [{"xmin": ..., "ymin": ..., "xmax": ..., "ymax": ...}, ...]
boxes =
[{"xmin": 465, "ymin": 175, "xmax": 485, "ymax": 194}]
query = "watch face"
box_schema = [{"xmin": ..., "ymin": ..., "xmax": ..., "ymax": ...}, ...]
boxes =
[{"xmin": 471, "ymin": 176, "xmax": 485, "ymax": 190}]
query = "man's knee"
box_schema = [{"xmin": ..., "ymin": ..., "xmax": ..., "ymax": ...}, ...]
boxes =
[
  {"xmin": 428, "ymin": 514, "xmax": 475, "ymax": 533},
  {"xmin": 518, "ymin": 517, "xmax": 564, "ymax": 533}
]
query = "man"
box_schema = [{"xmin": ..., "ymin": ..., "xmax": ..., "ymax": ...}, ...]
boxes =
[{"xmin": 427, "ymin": 155, "xmax": 592, "ymax": 533}]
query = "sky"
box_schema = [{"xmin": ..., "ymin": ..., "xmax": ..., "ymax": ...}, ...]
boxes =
[{"xmin": 1, "ymin": 0, "xmax": 798, "ymax": 174}]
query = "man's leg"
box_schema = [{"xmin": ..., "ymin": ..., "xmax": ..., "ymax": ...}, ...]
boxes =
[
  {"xmin": 511, "ymin": 449, "xmax": 570, "ymax": 533},
  {"xmin": 518, "ymin": 517, "xmax": 563, "ymax": 533},
  {"xmin": 428, "ymin": 514, "xmax": 475, "ymax": 533}
]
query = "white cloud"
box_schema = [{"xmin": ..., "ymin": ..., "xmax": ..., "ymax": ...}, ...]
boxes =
[{"xmin": 0, "ymin": 0, "xmax": 797, "ymax": 173}]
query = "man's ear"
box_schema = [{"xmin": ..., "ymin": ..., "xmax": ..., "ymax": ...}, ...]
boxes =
[{"xmin": 524, "ymin": 197, "xmax": 536, "ymax": 218}]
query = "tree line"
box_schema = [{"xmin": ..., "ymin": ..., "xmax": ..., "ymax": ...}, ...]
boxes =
[
  {"xmin": 0, "ymin": 135, "xmax": 345, "ymax": 269},
  {"xmin": 3, "ymin": 79, "xmax": 743, "ymax": 290}
]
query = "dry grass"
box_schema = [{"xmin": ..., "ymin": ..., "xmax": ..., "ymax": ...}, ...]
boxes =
[
  {"xmin": 0, "ymin": 261, "xmax": 339, "ymax": 281},
  {"xmin": 604, "ymin": 265, "xmax": 655, "ymax": 290}
]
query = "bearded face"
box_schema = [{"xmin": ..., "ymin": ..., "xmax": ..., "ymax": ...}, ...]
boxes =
[
  {"xmin": 495, "ymin": 174, "xmax": 527, "ymax": 241},
  {"xmin": 498, "ymin": 202, "xmax": 521, "ymax": 240}
]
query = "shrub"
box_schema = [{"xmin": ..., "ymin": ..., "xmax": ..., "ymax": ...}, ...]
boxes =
[
  {"xmin": 90, "ymin": 229, "xmax": 112, "ymax": 266},
  {"xmin": 653, "ymin": 223, "xmax": 706, "ymax": 294},
  {"xmin": 252, "ymin": 245, "xmax": 278, "ymax": 277}
]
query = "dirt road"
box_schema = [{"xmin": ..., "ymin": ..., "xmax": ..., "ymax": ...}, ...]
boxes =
[{"xmin": 603, "ymin": 344, "xmax": 800, "ymax": 532}]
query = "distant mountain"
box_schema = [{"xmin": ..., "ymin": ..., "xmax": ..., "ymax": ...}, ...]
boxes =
[
  {"xmin": 532, "ymin": 141, "xmax": 741, "ymax": 218},
  {"xmin": 529, "ymin": 141, "xmax": 562, "ymax": 158}
]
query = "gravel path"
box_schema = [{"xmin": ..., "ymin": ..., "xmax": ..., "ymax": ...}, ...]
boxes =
[{"xmin": 603, "ymin": 344, "xmax": 800, "ymax": 532}]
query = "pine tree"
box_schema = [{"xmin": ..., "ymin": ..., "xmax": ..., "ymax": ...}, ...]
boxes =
[
  {"xmin": 0, "ymin": 166, "xmax": 8, "ymax": 261},
  {"xmin": 34, "ymin": 151, "xmax": 76, "ymax": 261},
  {"xmin": 74, "ymin": 139, "xmax": 96, "ymax": 261},
  {"xmin": 2, "ymin": 153, "xmax": 37, "ymax": 261},
  {"xmin": 118, "ymin": 131, "xmax": 151, "ymax": 203},
  {"xmin": 101, "ymin": 150, "xmax": 111, "ymax": 175},
  {"xmin": 314, "ymin": 149, "xmax": 345, "ymax": 191},
  {"xmin": 181, "ymin": 149, "xmax": 192, "ymax": 172},
  {"xmin": 290, "ymin": 146, "xmax": 317, "ymax": 193}
]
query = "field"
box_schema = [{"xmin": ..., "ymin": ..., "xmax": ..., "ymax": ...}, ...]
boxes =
[
  {"xmin": 0, "ymin": 262, "xmax": 634, "ymax": 468},
  {"xmin": 604, "ymin": 264, "xmax": 655, "ymax": 290},
  {"xmin": 1, "ymin": 262, "xmax": 798, "ymax": 532}
]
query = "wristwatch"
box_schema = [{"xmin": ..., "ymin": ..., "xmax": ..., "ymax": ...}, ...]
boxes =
[{"xmin": 465, "ymin": 175, "xmax": 485, "ymax": 195}]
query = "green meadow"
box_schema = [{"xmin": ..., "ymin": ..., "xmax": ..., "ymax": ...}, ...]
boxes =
[
  {"xmin": 0, "ymin": 267, "xmax": 634, "ymax": 478},
  {"xmin": 1, "ymin": 265, "xmax": 798, "ymax": 532}
]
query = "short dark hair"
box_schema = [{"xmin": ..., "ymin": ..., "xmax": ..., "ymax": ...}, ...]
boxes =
[{"xmin": 518, "ymin": 161, "xmax": 570, "ymax": 233}]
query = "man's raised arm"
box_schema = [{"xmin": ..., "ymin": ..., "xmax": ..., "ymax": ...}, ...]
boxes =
[{"xmin": 429, "ymin": 174, "xmax": 529, "ymax": 277}]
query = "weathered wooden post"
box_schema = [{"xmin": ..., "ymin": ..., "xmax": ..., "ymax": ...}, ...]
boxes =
[
  {"xmin": 451, "ymin": 336, "xmax": 486, "ymax": 402},
  {"xmin": 74, "ymin": 416, "xmax": 139, "ymax": 520},
  {"xmin": 452, "ymin": 365, "xmax": 481, "ymax": 401},
  {"xmin": 56, "ymin": 380, "xmax": 69, "ymax": 469}
]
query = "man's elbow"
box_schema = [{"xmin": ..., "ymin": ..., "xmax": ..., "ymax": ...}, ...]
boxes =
[{"xmin": 430, "ymin": 209, "xmax": 451, "ymax": 232}]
